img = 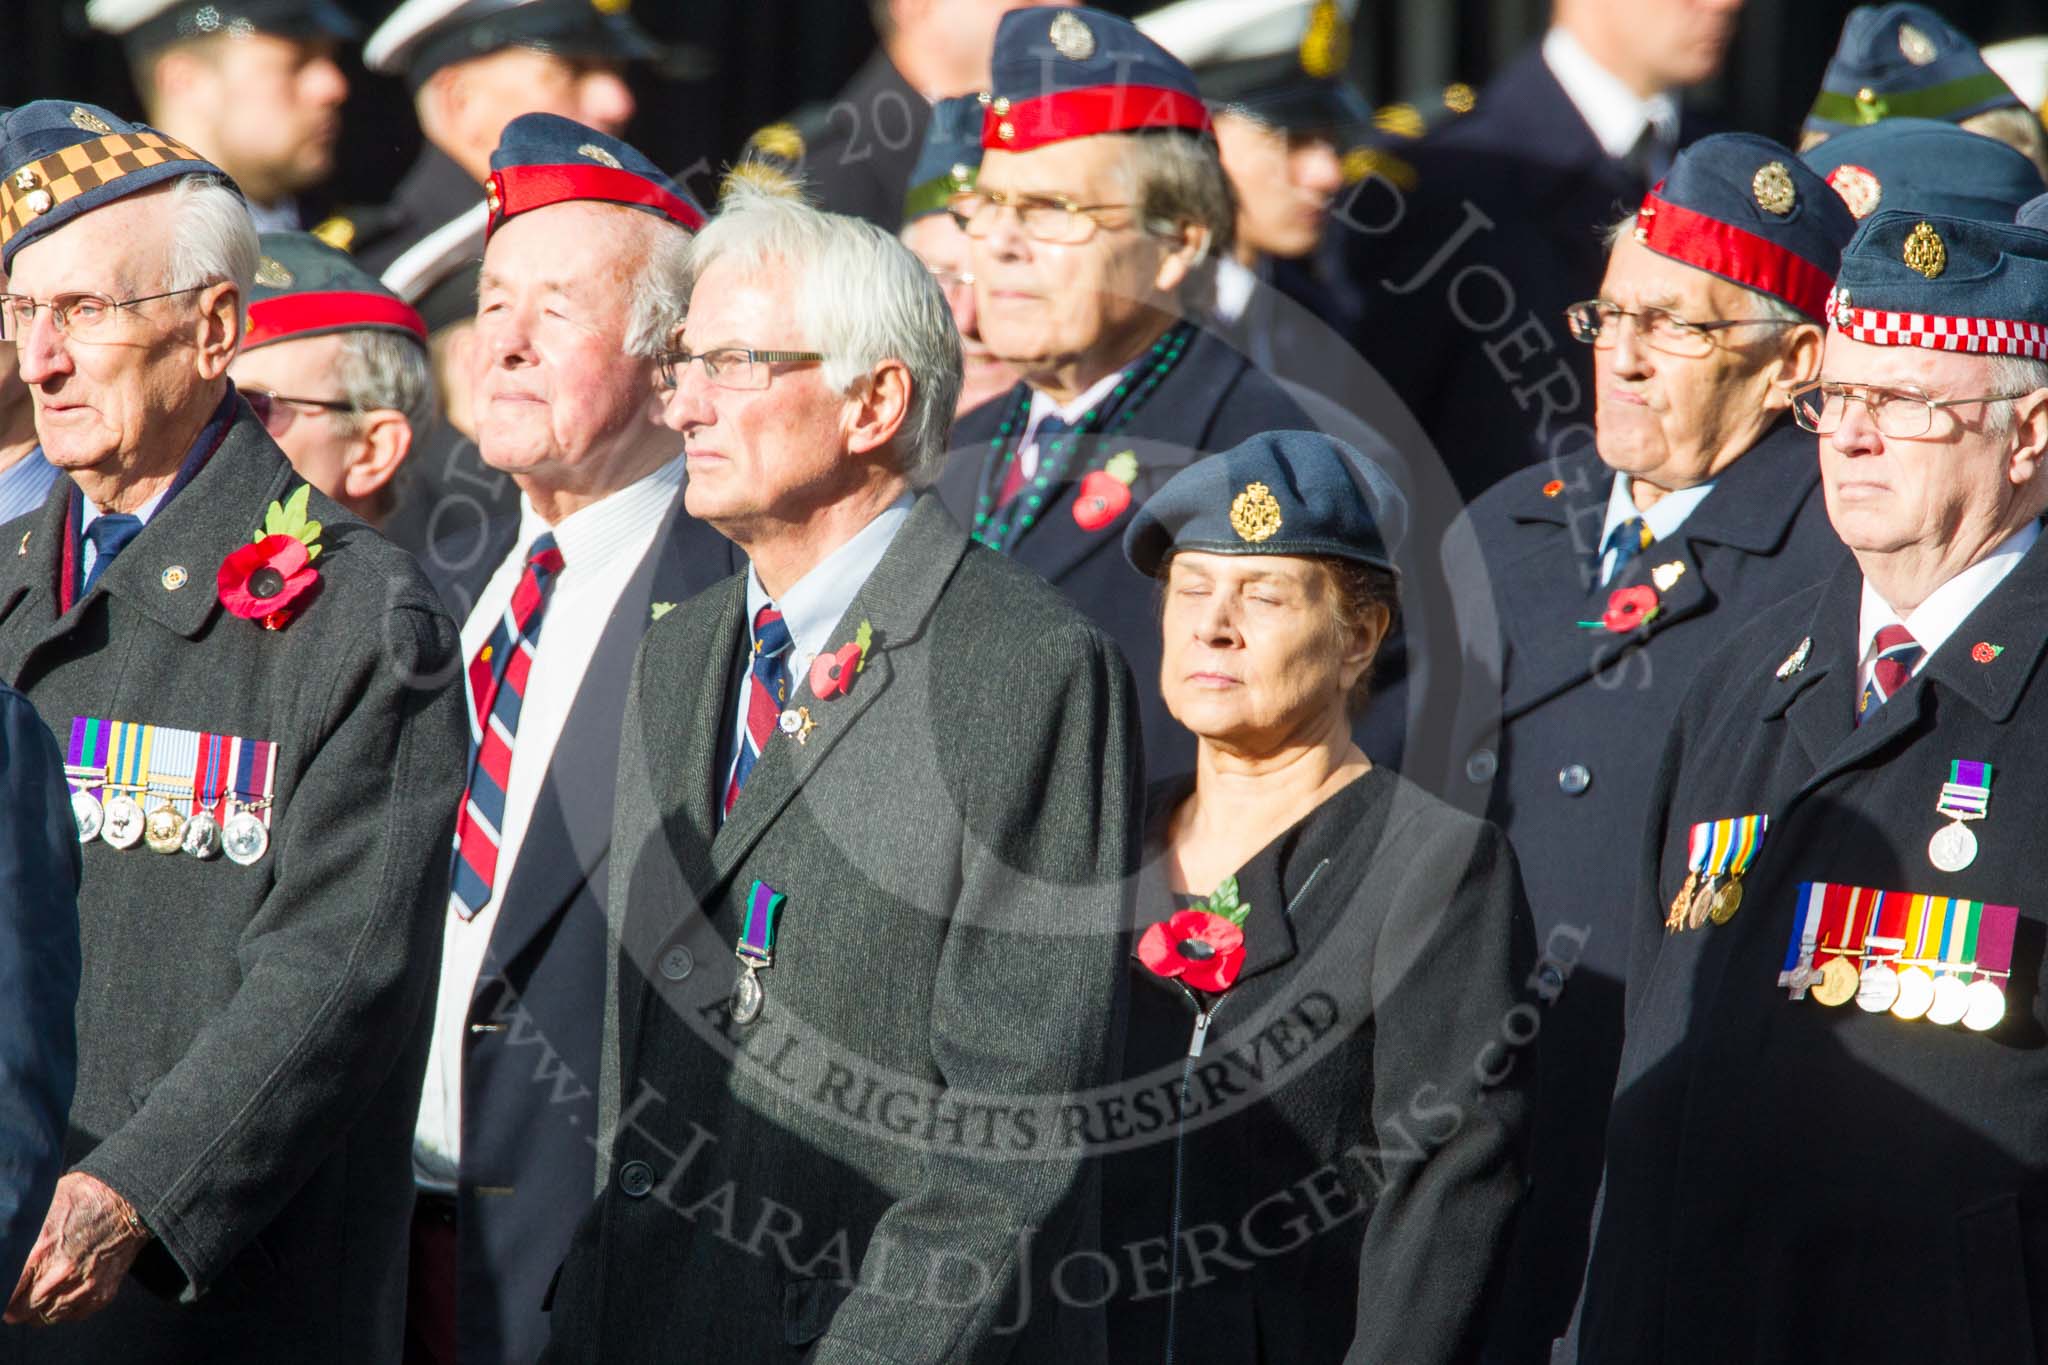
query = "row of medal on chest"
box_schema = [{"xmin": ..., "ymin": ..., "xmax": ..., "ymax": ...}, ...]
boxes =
[{"xmin": 69, "ymin": 788, "xmax": 270, "ymax": 866}]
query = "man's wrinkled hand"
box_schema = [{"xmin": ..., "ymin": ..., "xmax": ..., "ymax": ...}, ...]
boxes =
[{"xmin": 3, "ymin": 1173, "xmax": 149, "ymax": 1327}]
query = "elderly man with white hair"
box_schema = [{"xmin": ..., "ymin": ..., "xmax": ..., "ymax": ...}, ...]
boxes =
[
  {"xmin": 401, "ymin": 113, "xmax": 737, "ymax": 1365},
  {"xmin": 0, "ymin": 100, "xmax": 467, "ymax": 1361},
  {"xmin": 540, "ymin": 189, "xmax": 1139, "ymax": 1364},
  {"xmin": 1570, "ymin": 208, "xmax": 2048, "ymax": 1362}
]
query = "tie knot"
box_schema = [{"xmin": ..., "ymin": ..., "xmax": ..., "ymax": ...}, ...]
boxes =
[
  {"xmin": 86, "ymin": 512, "xmax": 144, "ymax": 558},
  {"xmin": 1605, "ymin": 516, "xmax": 1651, "ymax": 557},
  {"xmin": 526, "ymin": 532, "xmax": 564, "ymax": 577},
  {"xmin": 1035, "ymin": 414, "xmax": 1072, "ymax": 443},
  {"xmin": 1873, "ymin": 623, "xmax": 1921, "ymax": 660},
  {"xmin": 752, "ymin": 603, "xmax": 792, "ymax": 657}
]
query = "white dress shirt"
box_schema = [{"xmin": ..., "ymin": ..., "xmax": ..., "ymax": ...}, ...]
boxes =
[
  {"xmin": 1542, "ymin": 27, "xmax": 1681, "ymax": 165},
  {"xmin": 1016, "ymin": 369, "xmax": 1125, "ymax": 481},
  {"xmin": 414, "ymin": 455, "xmax": 684, "ymax": 1189},
  {"xmin": 1598, "ymin": 472, "xmax": 1716, "ymax": 584},
  {"xmin": 724, "ymin": 494, "xmax": 914, "ymax": 803},
  {"xmin": 1855, "ymin": 520, "xmax": 2041, "ymax": 698}
]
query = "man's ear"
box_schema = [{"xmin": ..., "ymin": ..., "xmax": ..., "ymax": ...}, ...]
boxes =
[
  {"xmin": 1151, "ymin": 218, "xmax": 1213, "ymax": 295},
  {"xmin": 192, "ymin": 281, "xmax": 241, "ymax": 380},
  {"xmin": 2005, "ymin": 386, "xmax": 2048, "ymax": 489},
  {"xmin": 845, "ymin": 358, "xmax": 914, "ymax": 459},
  {"xmin": 1757, "ymin": 323, "xmax": 1826, "ymax": 412},
  {"xmin": 342, "ymin": 409, "xmax": 414, "ymax": 502}
]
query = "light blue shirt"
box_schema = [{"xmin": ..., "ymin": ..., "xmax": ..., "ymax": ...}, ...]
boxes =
[
  {"xmin": 726, "ymin": 495, "xmax": 914, "ymax": 798},
  {"xmin": 0, "ymin": 447, "xmax": 58, "ymax": 528},
  {"xmin": 1599, "ymin": 471, "xmax": 1716, "ymax": 584}
]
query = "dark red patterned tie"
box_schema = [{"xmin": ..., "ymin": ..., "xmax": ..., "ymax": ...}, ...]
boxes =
[{"xmin": 1858, "ymin": 623, "xmax": 1922, "ymax": 725}]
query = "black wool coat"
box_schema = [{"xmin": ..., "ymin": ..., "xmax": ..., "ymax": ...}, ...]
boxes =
[
  {"xmin": 0, "ymin": 408, "xmax": 468, "ymax": 1364},
  {"xmin": 1574, "ymin": 534, "xmax": 2048, "ymax": 1364}
]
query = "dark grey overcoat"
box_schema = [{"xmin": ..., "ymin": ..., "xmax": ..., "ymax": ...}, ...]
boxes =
[{"xmin": 0, "ymin": 406, "xmax": 467, "ymax": 1363}]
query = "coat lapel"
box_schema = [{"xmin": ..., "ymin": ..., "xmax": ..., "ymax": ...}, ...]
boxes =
[{"xmin": 702, "ymin": 495, "xmax": 968, "ymax": 895}]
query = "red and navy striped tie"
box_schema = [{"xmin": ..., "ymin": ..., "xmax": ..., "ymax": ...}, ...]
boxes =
[
  {"xmin": 724, "ymin": 603, "xmax": 793, "ymax": 817},
  {"xmin": 451, "ymin": 534, "xmax": 565, "ymax": 918},
  {"xmin": 1857, "ymin": 623, "xmax": 1922, "ymax": 725}
]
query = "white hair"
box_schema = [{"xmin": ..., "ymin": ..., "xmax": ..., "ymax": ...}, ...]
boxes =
[
  {"xmin": 336, "ymin": 329, "xmax": 436, "ymax": 433},
  {"xmin": 624, "ymin": 215, "xmax": 694, "ymax": 360},
  {"xmin": 684, "ymin": 187, "xmax": 964, "ymax": 484},
  {"xmin": 162, "ymin": 175, "xmax": 257, "ymax": 304},
  {"xmin": 1983, "ymin": 353, "xmax": 2048, "ymax": 435}
]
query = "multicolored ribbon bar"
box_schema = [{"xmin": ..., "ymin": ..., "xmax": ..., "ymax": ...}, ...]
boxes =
[
  {"xmin": 66, "ymin": 717, "xmax": 109, "ymax": 802},
  {"xmin": 1688, "ymin": 814, "xmax": 1769, "ymax": 878},
  {"xmin": 739, "ymin": 879, "xmax": 784, "ymax": 967}
]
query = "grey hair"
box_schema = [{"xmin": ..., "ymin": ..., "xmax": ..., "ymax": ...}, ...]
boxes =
[
  {"xmin": 162, "ymin": 175, "xmax": 257, "ymax": 304},
  {"xmin": 1982, "ymin": 353, "xmax": 2048, "ymax": 435},
  {"xmin": 335, "ymin": 329, "xmax": 436, "ymax": 434},
  {"xmin": 1111, "ymin": 130, "xmax": 1237, "ymax": 263},
  {"xmin": 686, "ymin": 186, "xmax": 964, "ymax": 484},
  {"xmin": 1602, "ymin": 211, "xmax": 1810, "ymax": 326},
  {"xmin": 624, "ymin": 216, "xmax": 696, "ymax": 359}
]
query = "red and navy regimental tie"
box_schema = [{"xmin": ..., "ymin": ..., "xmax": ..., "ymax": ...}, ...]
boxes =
[
  {"xmin": 1857, "ymin": 623, "xmax": 1922, "ymax": 725},
  {"xmin": 724, "ymin": 603, "xmax": 793, "ymax": 817},
  {"xmin": 451, "ymin": 533, "xmax": 565, "ymax": 918}
]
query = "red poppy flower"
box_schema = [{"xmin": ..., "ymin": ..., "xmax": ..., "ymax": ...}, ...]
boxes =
[
  {"xmin": 1072, "ymin": 470, "xmax": 1133, "ymax": 532},
  {"xmin": 1971, "ymin": 641, "xmax": 2001, "ymax": 664},
  {"xmin": 1542, "ymin": 479, "xmax": 1565, "ymax": 498},
  {"xmin": 1137, "ymin": 909, "xmax": 1247, "ymax": 994},
  {"xmin": 810, "ymin": 642, "xmax": 865, "ymax": 699},
  {"xmin": 1601, "ymin": 584, "xmax": 1661, "ymax": 633},
  {"xmin": 218, "ymin": 533, "xmax": 319, "ymax": 626}
]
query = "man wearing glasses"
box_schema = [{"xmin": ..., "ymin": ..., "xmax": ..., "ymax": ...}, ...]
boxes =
[
  {"xmin": 0, "ymin": 100, "xmax": 467, "ymax": 1362},
  {"xmin": 940, "ymin": 6, "xmax": 1316, "ymax": 782},
  {"xmin": 1456, "ymin": 134, "xmax": 1856, "ymax": 1362},
  {"xmin": 544, "ymin": 187, "xmax": 1136, "ymax": 1364},
  {"xmin": 227, "ymin": 232, "xmax": 433, "ymax": 528},
  {"xmin": 1570, "ymin": 208, "xmax": 2048, "ymax": 1363},
  {"xmin": 405, "ymin": 113, "xmax": 734, "ymax": 1365}
]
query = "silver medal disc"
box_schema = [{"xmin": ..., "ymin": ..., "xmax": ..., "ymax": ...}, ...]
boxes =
[
  {"xmin": 1855, "ymin": 962, "xmax": 1900, "ymax": 1013},
  {"xmin": 181, "ymin": 811, "xmax": 222, "ymax": 860},
  {"xmin": 1927, "ymin": 974, "xmax": 1971, "ymax": 1026},
  {"xmin": 222, "ymin": 810, "xmax": 269, "ymax": 866},
  {"xmin": 71, "ymin": 790, "xmax": 104, "ymax": 843},
  {"xmin": 1962, "ymin": 979, "xmax": 2007, "ymax": 1033},
  {"xmin": 1928, "ymin": 821, "xmax": 1977, "ymax": 872},
  {"xmin": 731, "ymin": 968, "xmax": 764, "ymax": 1024},
  {"xmin": 101, "ymin": 794, "xmax": 145, "ymax": 850}
]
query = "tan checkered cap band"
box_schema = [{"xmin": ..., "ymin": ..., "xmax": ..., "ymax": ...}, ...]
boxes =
[{"xmin": 0, "ymin": 131, "xmax": 208, "ymax": 250}]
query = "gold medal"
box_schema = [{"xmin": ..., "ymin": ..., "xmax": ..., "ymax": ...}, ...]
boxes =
[
  {"xmin": 144, "ymin": 805, "xmax": 187, "ymax": 854},
  {"xmin": 1811, "ymin": 957, "xmax": 1860, "ymax": 1007},
  {"xmin": 1686, "ymin": 875, "xmax": 1720, "ymax": 931},
  {"xmin": 1708, "ymin": 875, "xmax": 1744, "ymax": 925}
]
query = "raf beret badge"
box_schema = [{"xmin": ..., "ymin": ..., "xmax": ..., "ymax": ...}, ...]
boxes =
[
  {"xmin": 1752, "ymin": 162, "xmax": 1797, "ymax": 216},
  {"xmin": 1229, "ymin": 482, "xmax": 1283, "ymax": 543},
  {"xmin": 1904, "ymin": 221, "xmax": 1946, "ymax": 279},
  {"xmin": 1049, "ymin": 11, "xmax": 1095, "ymax": 61}
]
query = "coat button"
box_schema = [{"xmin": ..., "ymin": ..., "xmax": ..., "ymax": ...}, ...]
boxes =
[
  {"xmin": 1465, "ymin": 748, "xmax": 1498, "ymax": 784},
  {"xmin": 618, "ymin": 1160, "xmax": 655, "ymax": 1199},
  {"xmin": 659, "ymin": 946, "xmax": 694, "ymax": 981},
  {"xmin": 1558, "ymin": 763, "xmax": 1592, "ymax": 796}
]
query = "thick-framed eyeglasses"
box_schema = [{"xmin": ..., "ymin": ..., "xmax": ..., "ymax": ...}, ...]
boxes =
[
  {"xmin": 657, "ymin": 347, "xmax": 827, "ymax": 392},
  {"xmin": 1790, "ymin": 381, "xmax": 2034, "ymax": 439},
  {"xmin": 946, "ymin": 189, "xmax": 1135, "ymax": 245},
  {"xmin": 241, "ymin": 388, "xmax": 359, "ymax": 437},
  {"xmin": 0, "ymin": 285, "xmax": 208, "ymax": 341},
  {"xmin": 1564, "ymin": 299, "xmax": 1799, "ymax": 358}
]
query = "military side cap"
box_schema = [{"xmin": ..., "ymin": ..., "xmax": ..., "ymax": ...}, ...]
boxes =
[
  {"xmin": 366, "ymin": 0, "xmax": 658, "ymax": 87},
  {"xmin": 0, "ymin": 100, "xmax": 232, "ymax": 272},
  {"xmin": 487, "ymin": 113, "xmax": 705, "ymax": 237},
  {"xmin": 84, "ymin": 0, "xmax": 359, "ymax": 55},
  {"xmin": 1826, "ymin": 209, "xmax": 2048, "ymax": 359},
  {"xmin": 1124, "ymin": 430, "xmax": 1406, "ymax": 577},
  {"xmin": 244, "ymin": 232, "xmax": 428, "ymax": 351},
  {"xmin": 904, "ymin": 97, "xmax": 984, "ymax": 222},
  {"xmin": 1633, "ymin": 133, "xmax": 1854, "ymax": 322},
  {"xmin": 1804, "ymin": 4, "xmax": 2023, "ymax": 138},
  {"xmin": 983, "ymin": 7, "xmax": 1211, "ymax": 153},
  {"xmin": 1802, "ymin": 118, "xmax": 2045, "ymax": 223},
  {"xmin": 1137, "ymin": 0, "xmax": 1370, "ymax": 134},
  {"xmin": 2021, "ymin": 192, "xmax": 2048, "ymax": 231}
]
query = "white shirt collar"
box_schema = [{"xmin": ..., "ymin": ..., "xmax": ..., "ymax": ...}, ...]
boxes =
[
  {"xmin": 1542, "ymin": 27, "xmax": 1681, "ymax": 162},
  {"xmin": 511, "ymin": 455, "xmax": 684, "ymax": 579},
  {"xmin": 745, "ymin": 493, "xmax": 915, "ymax": 674},
  {"xmin": 1599, "ymin": 472, "xmax": 1716, "ymax": 581},
  {"xmin": 1857, "ymin": 520, "xmax": 2042, "ymax": 672},
  {"xmin": 1026, "ymin": 368, "xmax": 1128, "ymax": 442}
]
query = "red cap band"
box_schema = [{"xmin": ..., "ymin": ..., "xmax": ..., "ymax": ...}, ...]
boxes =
[
  {"xmin": 982, "ymin": 86, "xmax": 1211, "ymax": 152},
  {"xmin": 487, "ymin": 164, "xmax": 707, "ymax": 236},
  {"xmin": 244, "ymin": 291, "xmax": 428, "ymax": 349},
  {"xmin": 1636, "ymin": 190, "xmax": 1837, "ymax": 322}
]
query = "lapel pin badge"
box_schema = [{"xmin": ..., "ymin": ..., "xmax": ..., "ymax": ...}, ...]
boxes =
[
  {"xmin": 650, "ymin": 601, "xmax": 676, "ymax": 622},
  {"xmin": 1652, "ymin": 561, "xmax": 1686, "ymax": 592},
  {"xmin": 17, "ymin": 530, "xmax": 29, "ymax": 556},
  {"xmin": 1970, "ymin": 641, "xmax": 2004, "ymax": 663},
  {"xmin": 1775, "ymin": 636, "xmax": 1812, "ymax": 679}
]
